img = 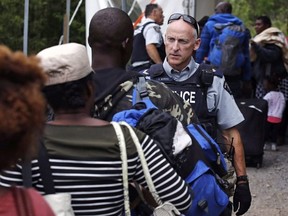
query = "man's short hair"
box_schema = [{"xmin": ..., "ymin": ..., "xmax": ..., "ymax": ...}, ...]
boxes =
[
  {"xmin": 256, "ymin": 16, "xmax": 272, "ymax": 28},
  {"xmin": 215, "ymin": 2, "xmax": 232, "ymax": 14},
  {"xmin": 145, "ymin": 3, "xmax": 159, "ymax": 17}
]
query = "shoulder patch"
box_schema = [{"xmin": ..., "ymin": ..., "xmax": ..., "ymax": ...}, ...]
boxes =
[{"xmin": 223, "ymin": 81, "xmax": 233, "ymax": 95}]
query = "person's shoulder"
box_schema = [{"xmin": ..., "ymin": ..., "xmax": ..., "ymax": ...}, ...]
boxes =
[
  {"xmin": 142, "ymin": 19, "xmax": 157, "ymax": 28},
  {"xmin": 205, "ymin": 18, "xmax": 216, "ymax": 28},
  {"xmin": 145, "ymin": 22, "xmax": 160, "ymax": 32},
  {"xmin": 146, "ymin": 79, "xmax": 181, "ymax": 108},
  {"xmin": 145, "ymin": 79, "xmax": 198, "ymax": 124},
  {"xmin": 146, "ymin": 79, "xmax": 170, "ymax": 95},
  {"xmin": 122, "ymin": 124, "xmax": 146, "ymax": 140},
  {"xmin": 278, "ymin": 91, "xmax": 285, "ymax": 98}
]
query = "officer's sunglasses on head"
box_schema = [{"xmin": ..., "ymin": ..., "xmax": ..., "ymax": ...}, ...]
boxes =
[{"xmin": 168, "ymin": 13, "xmax": 199, "ymax": 37}]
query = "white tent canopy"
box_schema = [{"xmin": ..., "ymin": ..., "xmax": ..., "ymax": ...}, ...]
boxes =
[
  {"xmin": 84, "ymin": 0, "xmax": 195, "ymax": 63},
  {"xmin": 84, "ymin": 0, "xmax": 218, "ymax": 63}
]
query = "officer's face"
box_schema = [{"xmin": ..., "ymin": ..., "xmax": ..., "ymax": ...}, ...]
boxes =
[
  {"xmin": 153, "ymin": 7, "xmax": 164, "ymax": 26},
  {"xmin": 165, "ymin": 19, "xmax": 200, "ymax": 71}
]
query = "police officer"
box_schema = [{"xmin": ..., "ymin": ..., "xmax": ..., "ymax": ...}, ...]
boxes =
[
  {"xmin": 147, "ymin": 13, "xmax": 252, "ymax": 216},
  {"xmin": 129, "ymin": 3, "xmax": 166, "ymax": 72}
]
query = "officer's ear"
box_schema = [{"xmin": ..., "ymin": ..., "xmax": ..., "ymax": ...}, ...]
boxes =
[{"xmin": 193, "ymin": 38, "xmax": 201, "ymax": 51}]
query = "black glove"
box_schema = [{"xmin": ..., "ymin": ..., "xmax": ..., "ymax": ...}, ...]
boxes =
[{"xmin": 233, "ymin": 181, "xmax": 252, "ymax": 215}]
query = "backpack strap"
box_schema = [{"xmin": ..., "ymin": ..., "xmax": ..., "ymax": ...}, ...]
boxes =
[
  {"xmin": 22, "ymin": 161, "xmax": 32, "ymax": 188},
  {"xmin": 38, "ymin": 140, "xmax": 56, "ymax": 194},
  {"xmin": 135, "ymin": 76, "xmax": 149, "ymax": 101},
  {"xmin": 133, "ymin": 76, "xmax": 157, "ymax": 109},
  {"xmin": 140, "ymin": 22, "xmax": 155, "ymax": 35},
  {"xmin": 21, "ymin": 140, "xmax": 56, "ymax": 194}
]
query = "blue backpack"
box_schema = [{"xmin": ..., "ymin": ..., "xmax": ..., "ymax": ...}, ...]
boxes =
[
  {"xmin": 113, "ymin": 77, "xmax": 234, "ymax": 216},
  {"xmin": 209, "ymin": 22, "xmax": 247, "ymax": 76}
]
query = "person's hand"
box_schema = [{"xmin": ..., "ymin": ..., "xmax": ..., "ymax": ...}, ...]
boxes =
[{"xmin": 233, "ymin": 181, "xmax": 252, "ymax": 215}]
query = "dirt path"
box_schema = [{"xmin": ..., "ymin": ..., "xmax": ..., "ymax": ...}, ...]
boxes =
[{"xmin": 237, "ymin": 145, "xmax": 288, "ymax": 216}]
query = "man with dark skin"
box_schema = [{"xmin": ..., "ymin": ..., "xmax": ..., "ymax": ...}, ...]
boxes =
[
  {"xmin": 196, "ymin": 2, "xmax": 251, "ymax": 99},
  {"xmin": 250, "ymin": 16, "xmax": 287, "ymax": 98}
]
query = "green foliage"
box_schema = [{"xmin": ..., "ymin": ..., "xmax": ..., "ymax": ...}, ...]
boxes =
[
  {"xmin": 229, "ymin": 0, "xmax": 288, "ymax": 36},
  {"xmin": 0, "ymin": 0, "xmax": 86, "ymax": 54},
  {"xmin": 0, "ymin": 0, "xmax": 24, "ymax": 51},
  {"xmin": 0, "ymin": 1, "xmax": 287, "ymax": 54}
]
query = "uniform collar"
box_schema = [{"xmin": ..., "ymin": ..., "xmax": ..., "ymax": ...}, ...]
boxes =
[
  {"xmin": 163, "ymin": 58, "xmax": 199, "ymax": 82},
  {"xmin": 143, "ymin": 18, "xmax": 155, "ymax": 24}
]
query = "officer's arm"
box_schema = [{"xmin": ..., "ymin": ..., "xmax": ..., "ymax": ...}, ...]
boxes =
[
  {"xmin": 146, "ymin": 44, "xmax": 162, "ymax": 64},
  {"xmin": 222, "ymin": 127, "xmax": 252, "ymax": 215},
  {"xmin": 221, "ymin": 127, "xmax": 247, "ymax": 177}
]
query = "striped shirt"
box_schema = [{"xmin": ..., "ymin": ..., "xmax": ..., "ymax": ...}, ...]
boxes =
[{"xmin": 0, "ymin": 124, "xmax": 192, "ymax": 215}]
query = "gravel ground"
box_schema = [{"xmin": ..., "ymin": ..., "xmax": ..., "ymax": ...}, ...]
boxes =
[{"xmin": 236, "ymin": 144, "xmax": 288, "ymax": 216}]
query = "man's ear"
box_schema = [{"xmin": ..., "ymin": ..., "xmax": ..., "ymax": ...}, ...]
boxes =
[
  {"xmin": 151, "ymin": 8, "xmax": 157, "ymax": 17},
  {"xmin": 121, "ymin": 38, "xmax": 130, "ymax": 49},
  {"xmin": 193, "ymin": 38, "xmax": 201, "ymax": 51}
]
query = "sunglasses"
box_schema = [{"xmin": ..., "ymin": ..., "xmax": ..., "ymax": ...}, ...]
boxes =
[{"xmin": 168, "ymin": 13, "xmax": 199, "ymax": 37}]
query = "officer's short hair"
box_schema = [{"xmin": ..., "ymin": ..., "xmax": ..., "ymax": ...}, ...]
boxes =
[{"xmin": 145, "ymin": 4, "xmax": 159, "ymax": 18}]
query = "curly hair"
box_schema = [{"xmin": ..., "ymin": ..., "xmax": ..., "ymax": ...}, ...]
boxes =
[
  {"xmin": 43, "ymin": 73, "xmax": 93, "ymax": 112},
  {"xmin": 0, "ymin": 45, "xmax": 47, "ymax": 170}
]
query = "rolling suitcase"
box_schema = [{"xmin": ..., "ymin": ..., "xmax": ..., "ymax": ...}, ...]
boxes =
[{"xmin": 236, "ymin": 99, "xmax": 268, "ymax": 168}]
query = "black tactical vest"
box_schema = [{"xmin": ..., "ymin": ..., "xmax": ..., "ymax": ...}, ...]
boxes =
[
  {"xmin": 131, "ymin": 22, "xmax": 166, "ymax": 64},
  {"xmin": 148, "ymin": 63, "xmax": 221, "ymax": 138}
]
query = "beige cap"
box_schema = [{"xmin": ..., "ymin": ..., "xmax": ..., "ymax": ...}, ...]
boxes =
[{"xmin": 37, "ymin": 43, "xmax": 93, "ymax": 86}]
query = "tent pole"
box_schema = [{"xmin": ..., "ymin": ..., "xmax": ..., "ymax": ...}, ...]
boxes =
[
  {"xmin": 121, "ymin": 0, "xmax": 127, "ymax": 13},
  {"xmin": 63, "ymin": 0, "xmax": 71, "ymax": 43},
  {"xmin": 23, "ymin": 0, "xmax": 29, "ymax": 55}
]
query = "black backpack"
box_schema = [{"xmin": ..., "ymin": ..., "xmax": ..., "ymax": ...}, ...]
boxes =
[
  {"xmin": 130, "ymin": 22, "xmax": 165, "ymax": 64},
  {"xmin": 112, "ymin": 77, "xmax": 235, "ymax": 215}
]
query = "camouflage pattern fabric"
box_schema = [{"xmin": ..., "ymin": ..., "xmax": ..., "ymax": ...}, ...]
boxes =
[{"xmin": 93, "ymin": 68, "xmax": 198, "ymax": 125}]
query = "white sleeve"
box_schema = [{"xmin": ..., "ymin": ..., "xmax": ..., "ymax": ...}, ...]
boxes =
[
  {"xmin": 143, "ymin": 24, "xmax": 162, "ymax": 46},
  {"xmin": 263, "ymin": 93, "xmax": 270, "ymax": 101}
]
